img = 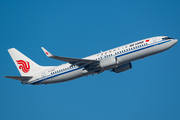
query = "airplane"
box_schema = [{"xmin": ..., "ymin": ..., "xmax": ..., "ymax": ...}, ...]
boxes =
[{"xmin": 4, "ymin": 36, "xmax": 178, "ymax": 85}]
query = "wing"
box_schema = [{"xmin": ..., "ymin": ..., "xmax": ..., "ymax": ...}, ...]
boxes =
[{"xmin": 41, "ymin": 47, "xmax": 99, "ymax": 67}]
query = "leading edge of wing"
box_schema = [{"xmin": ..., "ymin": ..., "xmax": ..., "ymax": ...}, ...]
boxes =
[{"xmin": 41, "ymin": 47, "xmax": 99, "ymax": 65}]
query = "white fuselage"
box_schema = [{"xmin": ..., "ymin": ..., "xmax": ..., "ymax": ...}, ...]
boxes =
[{"xmin": 28, "ymin": 36, "xmax": 178, "ymax": 85}]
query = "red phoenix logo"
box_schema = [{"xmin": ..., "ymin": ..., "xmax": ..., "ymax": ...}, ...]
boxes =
[
  {"xmin": 16, "ymin": 60, "xmax": 30, "ymax": 73},
  {"xmin": 45, "ymin": 52, "xmax": 49, "ymax": 55}
]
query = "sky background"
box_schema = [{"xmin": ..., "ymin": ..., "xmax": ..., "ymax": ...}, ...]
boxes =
[{"xmin": 0, "ymin": 0, "xmax": 180, "ymax": 120}]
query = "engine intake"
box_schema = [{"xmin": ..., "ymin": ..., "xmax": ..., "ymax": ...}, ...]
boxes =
[{"xmin": 112, "ymin": 62, "xmax": 132, "ymax": 73}]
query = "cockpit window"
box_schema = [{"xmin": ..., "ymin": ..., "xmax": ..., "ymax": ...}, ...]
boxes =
[{"xmin": 162, "ymin": 37, "xmax": 173, "ymax": 40}]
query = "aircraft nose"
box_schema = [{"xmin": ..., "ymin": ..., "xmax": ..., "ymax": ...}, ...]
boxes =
[{"xmin": 173, "ymin": 39, "xmax": 178, "ymax": 45}]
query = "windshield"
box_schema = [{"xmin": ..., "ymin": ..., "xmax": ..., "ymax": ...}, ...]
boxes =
[{"xmin": 162, "ymin": 37, "xmax": 174, "ymax": 40}]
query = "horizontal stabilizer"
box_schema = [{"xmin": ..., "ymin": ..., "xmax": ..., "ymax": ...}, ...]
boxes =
[{"xmin": 4, "ymin": 76, "xmax": 32, "ymax": 81}]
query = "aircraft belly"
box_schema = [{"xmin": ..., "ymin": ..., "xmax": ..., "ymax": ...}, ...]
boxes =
[
  {"xmin": 144, "ymin": 41, "xmax": 172, "ymax": 57},
  {"xmin": 117, "ymin": 40, "xmax": 174, "ymax": 65},
  {"xmin": 117, "ymin": 49, "xmax": 146, "ymax": 65},
  {"xmin": 153, "ymin": 41, "xmax": 174, "ymax": 54}
]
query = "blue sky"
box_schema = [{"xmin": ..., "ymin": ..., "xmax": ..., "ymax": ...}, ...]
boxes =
[{"xmin": 1, "ymin": 0, "xmax": 180, "ymax": 120}]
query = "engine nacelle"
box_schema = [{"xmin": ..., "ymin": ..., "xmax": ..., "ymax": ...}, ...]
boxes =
[
  {"xmin": 112, "ymin": 62, "xmax": 132, "ymax": 73},
  {"xmin": 100, "ymin": 57, "xmax": 118, "ymax": 68}
]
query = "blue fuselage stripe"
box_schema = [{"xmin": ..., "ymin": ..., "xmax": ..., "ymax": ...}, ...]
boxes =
[{"xmin": 31, "ymin": 67, "xmax": 83, "ymax": 85}]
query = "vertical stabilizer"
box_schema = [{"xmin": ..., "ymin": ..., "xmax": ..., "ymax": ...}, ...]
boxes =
[{"xmin": 8, "ymin": 48, "xmax": 53, "ymax": 76}]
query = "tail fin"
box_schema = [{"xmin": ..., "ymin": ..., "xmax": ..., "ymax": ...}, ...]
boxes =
[{"xmin": 8, "ymin": 48, "xmax": 53, "ymax": 76}]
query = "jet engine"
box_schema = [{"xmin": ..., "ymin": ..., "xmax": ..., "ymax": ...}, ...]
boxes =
[{"xmin": 111, "ymin": 62, "xmax": 132, "ymax": 73}]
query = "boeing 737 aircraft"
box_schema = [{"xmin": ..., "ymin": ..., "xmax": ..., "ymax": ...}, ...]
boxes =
[{"xmin": 4, "ymin": 36, "xmax": 177, "ymax": 85}]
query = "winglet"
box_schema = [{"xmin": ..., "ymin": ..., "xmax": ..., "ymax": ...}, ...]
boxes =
[{"xmin": 41, "ymin": 47, "xmax": 53, "ymax": 57}]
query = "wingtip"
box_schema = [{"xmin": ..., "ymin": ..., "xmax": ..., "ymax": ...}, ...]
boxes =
[
  {"xmin": 41, "ymin": 47, "xmax": 53, "ymax": 57},
  {"xmin": 7, "ymin": 48, "xmax": 16, "ymax": 52}
]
